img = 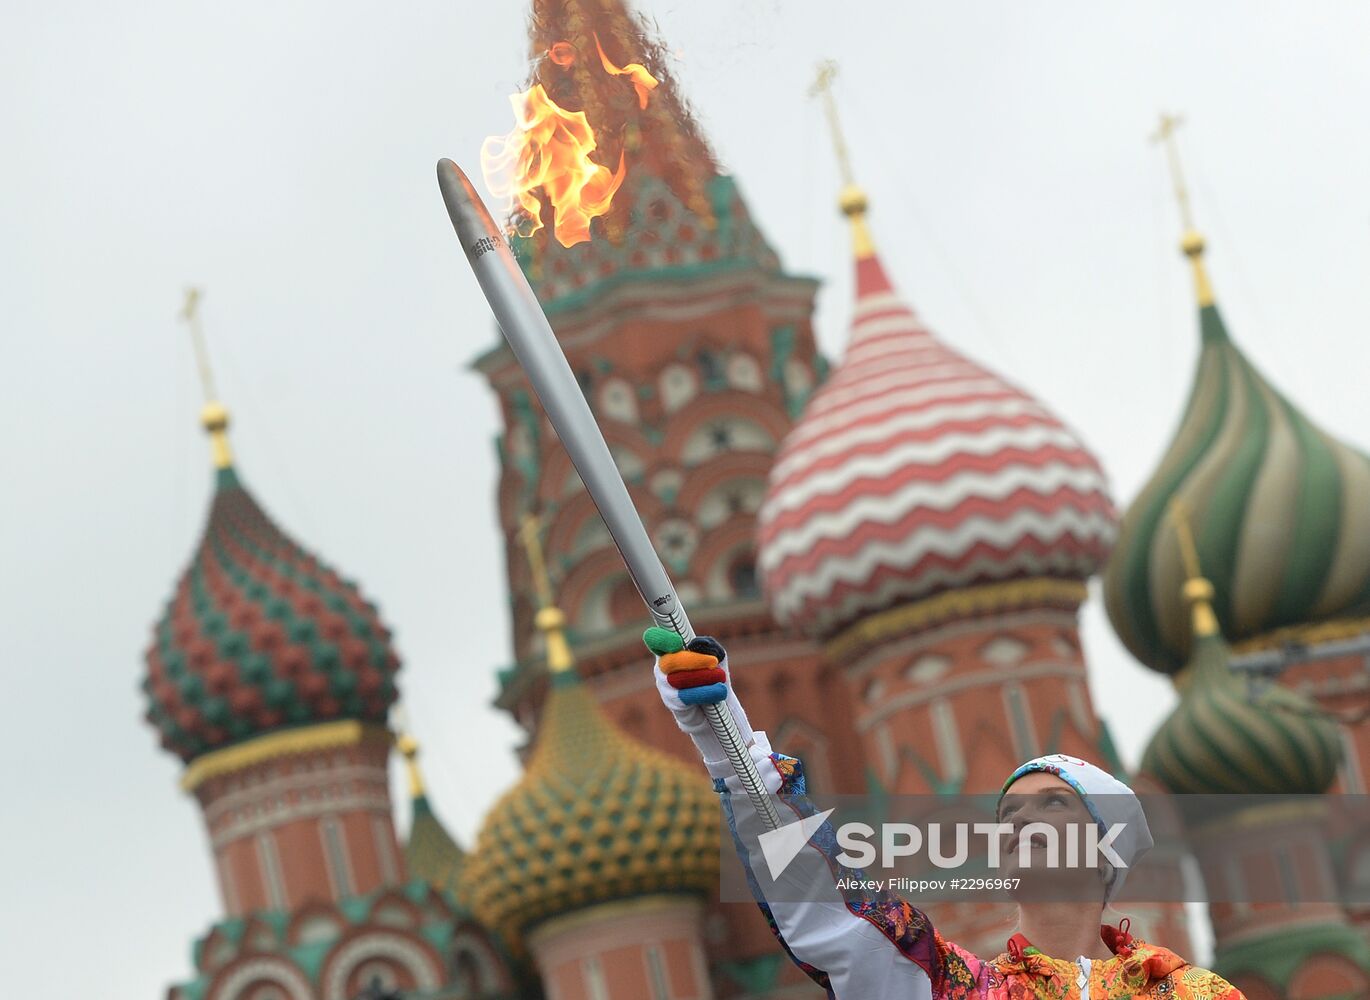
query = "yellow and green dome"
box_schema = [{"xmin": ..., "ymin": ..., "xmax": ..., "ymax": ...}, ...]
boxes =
[
  {"xmin": 460, "ymin": 667, "xmax": 719, "ymax": 945},
  {"xmin": 1104, "ymin": 235, "xmax": 1370, "ymax": 674},
  {"xmin": 398, "ymin": 733, "xmax": 468, "ymax": 904},
  {"xmin": 1142, "ymin": 577, "xmax": 1342, "ymax": 795}
]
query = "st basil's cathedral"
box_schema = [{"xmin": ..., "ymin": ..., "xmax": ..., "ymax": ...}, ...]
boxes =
[{"xmin": 140, "ymin": 2, "xmax": 1370, "ymax": 998}]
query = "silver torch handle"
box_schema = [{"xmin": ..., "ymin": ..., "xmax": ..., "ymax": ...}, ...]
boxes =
[{"xmin": 437, "ymin": 159, "xmax": 781, "ymax": 832}]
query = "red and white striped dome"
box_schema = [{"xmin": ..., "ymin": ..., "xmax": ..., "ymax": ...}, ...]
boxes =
[{"xmin": 757, "ymin": 219, "xmax": 1117, "ymax": 640}]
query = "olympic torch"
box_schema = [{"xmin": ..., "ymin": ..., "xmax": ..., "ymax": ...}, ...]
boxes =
[{"xmin": 437, "ymin": 159, "xmax": 781, "ymax": 831}]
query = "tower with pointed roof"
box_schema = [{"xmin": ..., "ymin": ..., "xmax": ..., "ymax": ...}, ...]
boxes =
[
  {"xmin": 463, "ymin": 516, "xmax": 721, "ymax": 997},
  {"xmin": 395, "ymin": 729, "xmax": 523, "ymax": 998},
  {"xmin": 397, "ymin": 732, "xmax": 466, "ymax": 902},
  {"xmin": 478, "ymin": 3, "xmax": 864, "ymax": 991},
  {"xmin": 1105, "ymin": 117, "xmax": 1370, "ymax": 788},
  {"xmin": 1139, "ymin": 502, "xmax": 1370, "ymax": 999},
  {"xmin": 147, "ymin": 296, "xmax": 515, "ymax": 1000}
]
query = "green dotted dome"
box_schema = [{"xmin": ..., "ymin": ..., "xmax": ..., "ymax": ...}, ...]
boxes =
[{"xmin": 143, "ymin": 467, "xmax": 400, "ymax": 762}]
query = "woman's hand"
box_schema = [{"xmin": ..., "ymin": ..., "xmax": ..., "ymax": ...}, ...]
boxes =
[
  {"xmin": 643, "ymin": 627, "xmax": 754, "ymax": 770},
  {"xmin": 645, "ymin": 628, "xmax": 729, "ymax": 706}
]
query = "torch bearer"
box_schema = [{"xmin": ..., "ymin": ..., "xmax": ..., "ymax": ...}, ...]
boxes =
[{"xmin": 437, "ymin": 159, "xmax": 781, "ymax": 831}]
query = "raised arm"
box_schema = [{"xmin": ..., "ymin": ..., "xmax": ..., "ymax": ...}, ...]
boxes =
[{"xmin": 644, "ymin": 629, "xmax": 987, "ymax": 999}]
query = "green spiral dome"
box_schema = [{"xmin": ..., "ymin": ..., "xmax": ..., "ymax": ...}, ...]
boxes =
[
  {"xmin": 1104, "ymin": 251, "xmax": 1370, "ymax": 675},
  {"xmin": 1142, "ymin": 580, "xmax": 1342, "ymax": 795}
]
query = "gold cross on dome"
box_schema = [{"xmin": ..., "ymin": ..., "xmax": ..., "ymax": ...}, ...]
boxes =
[
  {"xmin": 1151, "ymin": 112, "xmax": 1196, "ymax": 232},
  {"xmin": 180, "ymin": 286, "xmax": 219, "ymax": 403},
  {"xmin": 810, "ymin": 59, "xmax": 855, "ymax": 189}
]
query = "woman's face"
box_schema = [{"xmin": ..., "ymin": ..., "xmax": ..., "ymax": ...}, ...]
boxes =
[{"xmin": 997, "ymin": 771, "xmax": 1106, "ymax": 901}]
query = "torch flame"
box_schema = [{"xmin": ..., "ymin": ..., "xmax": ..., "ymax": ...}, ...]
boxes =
[
  {"xmin": 481, "ymin": 85, "xmax": 626, "ymax": 248},
  {"xmin": 480, "ymin": 36, "xmax": 659, "ymax": 248},
  {"xmin": 594, "ymin": 32, "xmax": 658, "ymax": 110}
]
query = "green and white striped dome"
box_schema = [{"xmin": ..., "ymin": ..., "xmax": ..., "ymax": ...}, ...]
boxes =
[
  {"xmin": 1104, "ymin": 236, "xmax": 1370, "ymax": 674},
  {"xmin": 1142, "ymin": 578, "xmax": 1342, "ymax": 795}
]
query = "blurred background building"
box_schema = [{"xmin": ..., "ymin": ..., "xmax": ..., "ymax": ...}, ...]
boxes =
[{"xmin": 139, "ymin": 2, "xmax": 1370, "ymax": 998}]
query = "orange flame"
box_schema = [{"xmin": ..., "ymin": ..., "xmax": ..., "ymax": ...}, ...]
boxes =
[
  {"xmin": 481, "ymin": 37, "xmax": 659, "ymax": 247},
  {"xmin": 594, "ymin": 32, "xmax": 658, "ymax": 110},
  {"xmin": 481, "ymin": 85, "xmax": 626, "ymax": 248}
]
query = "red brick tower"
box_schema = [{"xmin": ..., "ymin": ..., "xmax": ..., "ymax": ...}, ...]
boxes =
[
  {"xmin": 462, "ymin": 516, "xmax": 720, "ymax": 999},
  {"xmin": 753, "ymin": 76, "xmax": 1188, "ymax": 955},
  {"xmin": 476, "ymin": 5, "xmax": 863, "ymax": 992},
  {"xmin": 145, "ymin": 300, "xmax": 509, "ymax": 999}
]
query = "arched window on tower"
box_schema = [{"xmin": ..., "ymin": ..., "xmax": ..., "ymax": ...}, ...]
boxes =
[
  {"xmin": 697, "ymin": 478, "xmax": 766, "ymax": 529},
  {"xmin": 696, "ymin": 348, "xmax": 727, "ymax": 390},
  {"xmin": 451, "ymin": 932, "xmax": 505, "ymax": 995},
  {"xmin": 681, "ymin": 418, "xmax": 775, "ymax": 465},
  {"xmin": 660, "ymin": 364, "xmax": 697, "ymax": 414},
  {"xmin": 727, "ymin": 352, "xmax": 763, "ymax": 391},
  {"xmin": 599, "ymin": 378, "xmax": 638, "ymax": 423},
  {"xmin": 256, "ymin": 832, "xmax": 289, "ymax": 910},
  {"xmin": 1002, "ymin": 682, "xmax": 1040, "ymax": 760},
  {"xmin": 320, "ymin": 815, "xmax": 354, "ymax": 898},
  {"xmin": 930, "ymin": 698, "xmax": 966, "ymax": 787},
  {"xmin": 728, "ymin": 554, "xmax": 759, "ymax": 599}
]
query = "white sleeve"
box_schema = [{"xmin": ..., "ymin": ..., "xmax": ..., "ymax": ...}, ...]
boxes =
[{"xmin": 716, "ymin": 732, "xmax": 935, "ymax": 1000}]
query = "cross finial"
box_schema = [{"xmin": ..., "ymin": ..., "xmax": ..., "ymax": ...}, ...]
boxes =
[
  {"xmin": 519, "ymin": 513, "xmax": 575, "ymax": 673},
  {"xmin": 519, "ymin": 513, "xmax": 554, "ymax": 610},
  {"xmin": 1151, "ymin": 113, "xmax": 1215, "ymax": 306},
  {"xmin": 180, "ymin": 286, "xmax": 219, "ymax": 404},
  {"xmin": 1150, "ymin": 112, "xmax": 1196, "ymax": 233},
  {"xmin": 810, "ymin": 60, "xmax": 855, "ymax": 188},
  {"xmin": 810, "ymin": 60, "xmax": 876, "ymax": 258},
  {"xmin": 178, "ymin": 286, "xmax": 235, "ymax": 469},
  {"xmin": 390, "ymin": 705, "xmax": 428, "ymax": 800},
  {"xmin": 1169, "ymin": 497, "xmax": 1219, "ymax": 640}
]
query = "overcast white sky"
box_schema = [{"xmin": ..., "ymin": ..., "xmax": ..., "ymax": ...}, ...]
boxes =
[{"xmin": 3, "ymin": 2, "xmax": 1369, "ymax": 997}]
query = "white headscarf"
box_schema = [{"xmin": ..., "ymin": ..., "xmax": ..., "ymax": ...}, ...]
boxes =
[{"xmin": 1001, "ymin": 753, "xmax": 1154, "ymax": 900}]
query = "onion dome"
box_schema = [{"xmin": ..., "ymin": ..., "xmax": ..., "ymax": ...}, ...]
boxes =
[
  {"xmin": 1141, "ymin": 514, "xmax": 1341, "ymax": 794},
  {"xmin": 460, "ymin": 664, "xmax": 718, "ymax": 944},
  {"xmin": 506, "ymin": 0, "xmax": 782, "ymax": 306},
  {"xmin": 460, "ymin": 519, "xmax": 717, "ymax": 944},
  {"xmin": 757, "ymin": 182, "xmax": 1116, "ymax": 639},
  {"xmin": 142, "ymin": 401, "xmax": 400, "ymax": 762},
  {"xmin": 398, "ymin": 732, "xmax": 467, "ymax": 901},
  {"xmin": 1103, "ymin": 136, "xmax": 1370, "ymax": 674}
]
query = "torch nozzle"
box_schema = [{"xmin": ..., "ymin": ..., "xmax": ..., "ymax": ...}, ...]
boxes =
[{"xmin": 437, "ymin": 158, "xmax": 503, "ymax": 252}]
